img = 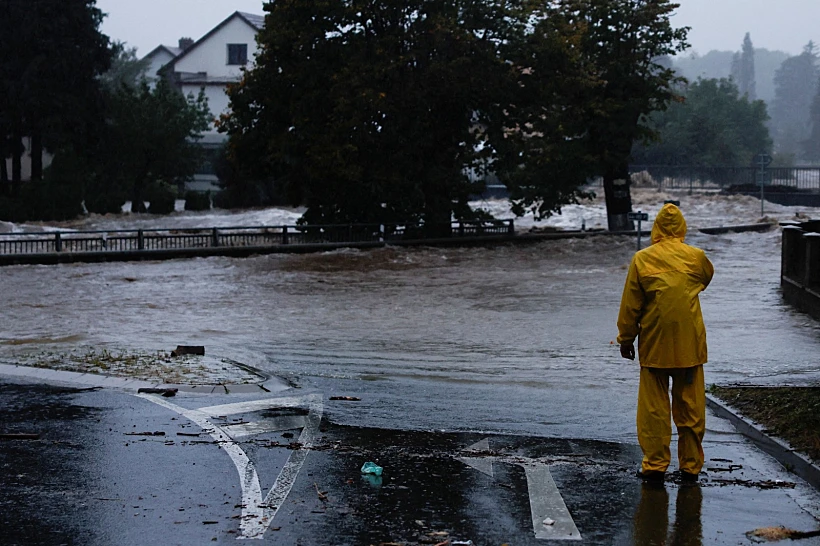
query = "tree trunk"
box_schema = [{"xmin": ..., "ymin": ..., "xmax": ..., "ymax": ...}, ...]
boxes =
[
  {"xmin": 0, "ymin": 138, "xmax": 8, "ymax": 196},
  {"xmin": 30, "ymin": 133, "xmax": 43, "ymax": 181},
  {"xmin": 11, "ymin": 134, "xmax": 23, "ymax": 196},
  {"xmin": 131, "ymin": 180, "xmax": 147, "ymax": 213},
  {"xmin": 422, "ymin": 183, "xmax": 452, "ymax": 238},
  {"xmin": 603, "ymin": 161, "xmax": 634, "ymax": 232}
]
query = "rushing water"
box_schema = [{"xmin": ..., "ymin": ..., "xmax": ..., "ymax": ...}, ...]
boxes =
[{"xmin": 2, "ymin": 190, "xmax": 819, "ymax": 442}]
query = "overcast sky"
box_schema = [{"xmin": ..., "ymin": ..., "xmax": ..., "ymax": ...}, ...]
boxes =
[{"xmin": 97, "ymin": 0, "xmax": 820, "ymax": 59}]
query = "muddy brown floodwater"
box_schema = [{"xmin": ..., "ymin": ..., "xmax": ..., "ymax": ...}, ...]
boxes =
[{"xmin": 2, "ymin": 191, "xmax": 820, "ymax": 442}]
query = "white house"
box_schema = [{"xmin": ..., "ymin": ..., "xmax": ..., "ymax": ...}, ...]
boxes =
[
  {"xmin": 141, "ymin": 43, "xmax": 182, "ymax": 87},
  {"xmin": 143, "ymin": 11, "xmax": 264, "ymax": 191},
  {"xmin": 163, "ymin": 11, "xmax": 263, "ymax": 134}
]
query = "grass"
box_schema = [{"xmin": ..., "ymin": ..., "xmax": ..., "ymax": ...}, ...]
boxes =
[{"xmin": 709, "ymin": 385, "xmax": 820, "ymax": 463}]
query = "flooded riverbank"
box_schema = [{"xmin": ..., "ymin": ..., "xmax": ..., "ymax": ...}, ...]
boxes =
[{"xmin": 1, "ymin": 190, "xmax": 819, "ymax": 442}]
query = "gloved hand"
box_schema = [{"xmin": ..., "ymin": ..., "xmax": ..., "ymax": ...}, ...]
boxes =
[{"xmin": 620, "ymin": 342, "xmax": 635, "ymax": 360}]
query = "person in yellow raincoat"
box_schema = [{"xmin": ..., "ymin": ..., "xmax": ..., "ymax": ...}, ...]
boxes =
[{"xmin": 617, "ymin": 203, "xmax": 714, "ymax": 483}]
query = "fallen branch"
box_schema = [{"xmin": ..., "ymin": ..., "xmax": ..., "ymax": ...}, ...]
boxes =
[
  {"xmin": 0, "ymin": 433, "xmax": 40, "ymax": 440},
  {"xmin": 314, "ymin": 482, "xmax": 328, "ymax": 502}
]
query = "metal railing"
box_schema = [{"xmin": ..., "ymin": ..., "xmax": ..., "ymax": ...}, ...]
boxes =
[
  {"xmin": 0, "ymin": 220, "xmax": 515, "ymax": 256},
  {"xmin": 628, "ymin": 165, "xmax": 820, "ymax": 192}
]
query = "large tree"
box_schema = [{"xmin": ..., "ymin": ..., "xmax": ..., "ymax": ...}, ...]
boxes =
[
  {"xmin": 0, "ymin": 0, "xmax": 111, "ymax": 193},
  {"xmin": 221, "ymin": 0, "xmax": 688, "ymax": 231},
  {"xmin": 561, "ymin": 0, "xmax": 689, "ymax": 231},
  {"xmin": 221, "ymin": 0, "xmax": 523, "ymax": 232},
  {"xmin": 632, "ymin": 78, "xmax": 771, "ymax": 166},
  {"xmin": 803, "ymin": 85, "xmax": 820, "ymax": 162},
  {"xmin": 770, "ymin": 42, "xmax": 819, "ymax": 159},
  {"xmin": 94, "ymin": 78, "xmax": 211, "ymax": 213}
]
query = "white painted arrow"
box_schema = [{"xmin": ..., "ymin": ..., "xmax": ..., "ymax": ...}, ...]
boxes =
[
  {"xmin": 136, "ymin": 393, "xmax": 323, "ymax": 540},
  {"xmin": 458, "ymin": 438, "xmax": 582, "ymax": 541}
]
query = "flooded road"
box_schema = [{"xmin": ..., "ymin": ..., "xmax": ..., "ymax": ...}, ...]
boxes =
[{"xmin": 2, "ymin": 190, "xmax": 820, "ymax": 443}]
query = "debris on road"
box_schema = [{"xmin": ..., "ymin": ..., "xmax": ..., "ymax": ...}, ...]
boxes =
[
  {"xmin": 707, "ymin": 464, "xmax": 743, "ymax": 472},
  {"xmin": 171, "ymin": 345, "xmax": 205, "ymax": 357},
  {"xmin": 125, "ymin": 431, "xmax": 166, "ymax": 436},
  {"xmin": 747, "ymin": 526, "xmax": 820, "ymax": 541},
  {"xmin": 361, "ymin": 461, "xmax": 383, "ymax": 476},
  {"xmin": 329, "ymin": 396, "xmax": 361, "ymax": 401},
  {"xmin": 314, "ymin": 482, "xmax": 328, "ymax": 502},
  {"xmin": 0, "ymin": 433, "xmax": 40, "ymax": 440},
  {"xmin": 137, "ymin": 387, "xmax": 178, "ymax": 397},
  {"xmin": 711, "ymin": 478, "xmax": 796, "ymax": 489}
]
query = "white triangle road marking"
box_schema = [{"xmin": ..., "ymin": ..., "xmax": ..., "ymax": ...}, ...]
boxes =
[{"xmin": 135, "ymin": 393, "xmax": 323, "ymax": 540}]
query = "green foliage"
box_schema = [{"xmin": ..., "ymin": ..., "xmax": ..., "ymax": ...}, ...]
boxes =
[
  {"xmin": 674, "ymin": 48, "xmax": 789, "ymax": 104},
  {"xmin": 183, "ymin": 191, "xmax": 211, "ymax": 211},
  {"xmin": 0, "ymin": 174, "xmax": 85, "ymax": 223},
  {"xmin": 771, "ymin": 42, "xmax": 819, "ymax": 158},
  {"xmin": 144, "ymin": 182, "xmax": 178, "ymax": 214},
  {"xmin": 803, "ymin": 86, "xmax": 820, "ymax": 161},
  {"xmin": 730, "ymin": 33, "xmax": 756, "ymax": 100},
  {"xmin": 221, "ymin": 0, "xmax": 688, "ymax": 227},
  {"xmin": 221, "ymin": 0, "xmax": 516, "ymax": 229},
  {"xmin": 92, "ymin": 78, "xmax": 211, "ymax": 213},
  {"xmin": 548, "ymin": 0, "xmax": 689, "ymax": 230},
  {"xmin": 633, "ymin": 78, "xmax": 772, "ymax": 166},
  {"xmin": 0, "ymin": 0, "xmax": 111, "ymax": 192}
]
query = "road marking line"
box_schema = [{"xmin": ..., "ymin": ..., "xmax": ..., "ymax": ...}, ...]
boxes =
[
  {"xmin": 223, "ymin": 416, "xmax": 307, "ymax": 439},
  {"xmin": 458, "ymin": 439, "xmax": 495, "ymax": 477},
  {"xmin": 197, "ymin": 396, "xmax": 312, "ymax": 418},
  {"xmin": 457, "ymin": 438, "xmax": 582, "ymax": 541},
  {"xmin": 520, "ymin": 462, "xmax": 582, "ymax": 541},
  {"xmin": 135, "ymin": 393, "xmax": 322, "ymax": 540}
]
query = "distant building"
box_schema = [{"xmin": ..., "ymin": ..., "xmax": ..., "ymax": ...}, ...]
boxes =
[
  {"xmin": 142, "ymin": 11, "xmax": 264, "ymax": 192},
  {"xmin": 141, "ymin": 43, "xmax": 182, "ymax": 87}
]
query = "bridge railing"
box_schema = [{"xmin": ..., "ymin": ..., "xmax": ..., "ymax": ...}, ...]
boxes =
[
  {"xmin": 628, "ymin": 165, "xmax": 820, "ymax": 191},
  {"xmin": 0, "ymin": 219, "xmax": 515, "ymax": 256}
]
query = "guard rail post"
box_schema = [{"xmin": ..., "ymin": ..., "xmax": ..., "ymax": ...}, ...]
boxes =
[
  {"xmin": 54, "ymin": 232, "xmax": 62, "ymax": 252},
  {"xmin": 803, "ymin": 232, "xmax": 820, "ymax": 288},
  {"xmin": 782, "ymin": 225, "xmax": 804, "ymax": 282},
  {"xmin": 137, "ymin": 229, "xmax": 144, "ymax": 250},
  {"xmin": 508, "ymin": 219, "xmax": 515, "ymax": 235},
  {"xmin": 282, "ymin": 226, "xmax": 288, "ymax": 244},
  {"xmin": 211, "ymin": 227, "xmax": 219, "ymax": 247}
]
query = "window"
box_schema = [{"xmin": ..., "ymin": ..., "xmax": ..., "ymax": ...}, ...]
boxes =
[{"xmin": 227, "ymin": 43, "xmax": 248, "ymax": 65}]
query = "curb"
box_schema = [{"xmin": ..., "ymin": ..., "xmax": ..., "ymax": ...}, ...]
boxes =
[
  {"xmin": 0, "ymin": 363, "xmax": 290, "ymax": 395},
  {"xmin": 706, "ymin": 393, "xmax": 820, "ymax": 491}
]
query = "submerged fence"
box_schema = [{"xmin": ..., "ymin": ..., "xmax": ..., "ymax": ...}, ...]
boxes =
[{"xmin": 0, "ymin": 220, "xmax": 515, "ymax": 259}]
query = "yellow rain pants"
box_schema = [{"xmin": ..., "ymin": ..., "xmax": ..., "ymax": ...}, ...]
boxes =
[
  {"xmin": 638, "ymin": 365, "xmax": 705, "ymax": 474},
  {"xmin": 617, "ymin": 204, "xmax": 714, "ymax": 474}
]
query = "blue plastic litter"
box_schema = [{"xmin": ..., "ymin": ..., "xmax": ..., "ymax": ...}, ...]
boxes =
[{"xmin": 360, "ymin": 461, "xmax": 383, "ymax": 476}]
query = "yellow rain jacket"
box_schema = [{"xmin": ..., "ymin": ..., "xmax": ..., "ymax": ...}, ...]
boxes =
[{"xmin": 617, "ymin": 204, "xmax": 714, "ymax": 368}]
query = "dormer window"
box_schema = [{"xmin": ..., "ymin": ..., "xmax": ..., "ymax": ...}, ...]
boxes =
[{"xmin": 227, "ymin": 43, "xmax": 248, "ymax": 65}]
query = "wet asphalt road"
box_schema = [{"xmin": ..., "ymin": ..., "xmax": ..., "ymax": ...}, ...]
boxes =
[{"xmin": 2, "ymin": 378, "xmax": 819, "ymax": 545}]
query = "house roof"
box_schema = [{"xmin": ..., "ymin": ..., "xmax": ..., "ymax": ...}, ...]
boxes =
[
  {"xmin": 142, "ymin": 44, "xmax": 182, "ymax": 62},
  {"xmin": 237, "ymin": 12, "xmax": 265, "ymax": 30},
  {"xmin": 166, "ymin": 11, "xmax": 264, "ymax": 70}
]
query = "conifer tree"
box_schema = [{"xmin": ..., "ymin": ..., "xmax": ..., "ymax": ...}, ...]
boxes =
[
  {"xmin": 731, "ymin": 33, "xmax": 756, "ymax": 100},
  {"xmin": 771, "ymin": 42, "xmax": 819, "ymax": 158}
]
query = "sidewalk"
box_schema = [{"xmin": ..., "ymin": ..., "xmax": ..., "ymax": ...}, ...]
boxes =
[{"xmin": 1, "ymin": 367, "xmax": 819, "ymax": 545}]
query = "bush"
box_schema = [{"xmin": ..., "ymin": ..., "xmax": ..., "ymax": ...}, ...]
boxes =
[
  {"xmin": 183, "ymin": 190, "xmax": 211, "ymax": 211},
  {"xmin": 0, "ymin": 178, "xmax": 84, "ymax": 222},
  {"xmin": 145, "ymin": 182, "xmax": 177, "ymax": 215}
]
